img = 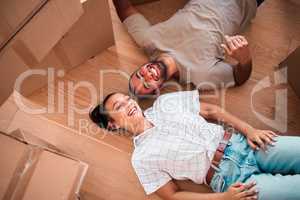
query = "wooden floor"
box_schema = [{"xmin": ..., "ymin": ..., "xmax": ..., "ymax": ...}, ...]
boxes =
[{"xmin": 11, "ymin": 0, "xmax": 300, "ymax": 199}]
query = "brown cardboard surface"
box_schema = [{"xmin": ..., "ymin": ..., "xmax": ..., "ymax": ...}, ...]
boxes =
[
  {"xmin": 55, "ymin": 0, "xmax": 115, "ymax": 67},
  {"xmin": 10, "ymin": 129, "xmax": 62, "ymax": 153},
  {"xmin": 0, "ymin": 131, "xmax": 88, "ymax": 200},
  {"xmin": 0, "ymin": 15, "xmax": 13, "ymax": 47},
  {"xmin": 0, "ymin": 0, "xmax": 45, "ymax": 48},
  {"xmin": 0, "ymin": 92, "xmax": 19, "ymax": 132},
  {"xmin": 0, "ymin": 133, "xmax": 28, "ymax": 200},
  {"xmin": 0, "ymin": 0, "xmax": 114, "ymax": 105},
  {"xmin": 0, "ymin": 47, "xmax": 49, "ymax": 106},
  {"xmin": 0, "ymin": 0, "xmax": 44, "ymax": 33},
  {"xmin": 0, "ymin": 48, "xmax": 29, "ymax": 105},
  {"xmin": 13, "ymin": 0, "xmax": 83, "ymax": 63},
  {"xmin": 0, "ymin": 0, "xmax": 83, "ymax": 105},
  {"xmin": 22, "ymin": 151, "xmax": 81, "ymax": 200}
]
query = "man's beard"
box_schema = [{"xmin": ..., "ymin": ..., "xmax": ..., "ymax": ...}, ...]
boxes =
[{"xmin": 154, "ymin": 60, "xmax": 168, "ymax": 81}]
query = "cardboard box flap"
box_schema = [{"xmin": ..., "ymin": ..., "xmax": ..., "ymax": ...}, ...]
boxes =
[
  {"xmin": 10, "ymin": 129, "xmax": 62, "ymax": 153},
  {"xmin": 0, "ymin": 131, "xmax": 88, "ymax": 200},
  {"xmin": 0, "ymin": 133, "xmax": 41, "ymax": 200}
]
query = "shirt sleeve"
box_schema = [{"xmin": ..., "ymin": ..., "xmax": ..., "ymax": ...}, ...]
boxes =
[
  {"xmin": 123, "ymin": 13, "xmax": 152, "ymax": 48},
  {"xmin": 132, "ymin": 161, "xmax": 172, "ymax": 195},
  {"xmin": 207, "ymin": 60, "xmax": 235, "ymax": 88},
  {"xmin": 152, "ymin": 90, "xmax": 201, "ymax": 115},
  {"xmin": 188, "ymin": 59, "xmax": 236, "ymax": 90}
]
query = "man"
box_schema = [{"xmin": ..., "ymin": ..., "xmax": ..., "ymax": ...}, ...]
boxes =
[
  {"xmin": 89, "ymin": 90, "xmax": 300, "ymax": 200},
  {"xmin": 112, "ymin": 0, "xmax": 263, "ymax": 95}
]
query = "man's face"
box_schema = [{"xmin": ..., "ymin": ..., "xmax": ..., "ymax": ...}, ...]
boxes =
[{"xmin": 129, "ymin": 62, "xmax": 167, "ymax": 95}]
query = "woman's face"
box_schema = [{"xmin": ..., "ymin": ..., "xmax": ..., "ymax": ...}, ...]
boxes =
[{"xmin": 104, "ymin": 93, "xmax": 144, "ymax": 130}]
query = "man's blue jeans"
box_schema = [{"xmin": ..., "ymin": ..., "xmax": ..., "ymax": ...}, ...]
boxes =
[{"xmin": 210, "ymin": 134, "xmax": 300, "ymax": 200}]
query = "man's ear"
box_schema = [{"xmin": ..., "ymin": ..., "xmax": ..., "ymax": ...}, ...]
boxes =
[{"xmin": 107, "ymin": 121, "xmax": 120, "ymax": 131}]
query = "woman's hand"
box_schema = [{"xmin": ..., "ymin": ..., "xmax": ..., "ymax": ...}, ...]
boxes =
[
  {"xmin": 246, "ymin": 129, "xmax": 278, "ymax": 151},
  {"xmin": 222, "ymin": 182, "xmax": 258, "ymax": 200}
]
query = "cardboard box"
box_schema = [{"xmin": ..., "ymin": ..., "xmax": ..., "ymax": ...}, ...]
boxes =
[
  {"xmin": 0, "ymin": 130, "xmax": 88, "ymax": 200},
  {"xmin": 53, "ymin": 0, "xmax": 115, "ymax": 67},
  {"xmin": 280, "ymin": 47, "xmax": 300, "ymax": 98},
  {"xmin": 0, "ymin": 0, "xmax": 115, "ymax": 106},
  {"xmin": 0, "ymin": 0, "xmax": 83, "ymax": 105},
  {"xmin": 19, "ymin": 0, "xmax": 116, "ymax": 70},
  {"xmin": 12, "ymin": 0, "xmax": 83, "ymax": 64}
]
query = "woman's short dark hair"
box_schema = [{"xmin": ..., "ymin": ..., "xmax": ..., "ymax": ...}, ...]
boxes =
[{"xmin": 89, "ymin": 93, "xmax": 117, "ymax": 129}]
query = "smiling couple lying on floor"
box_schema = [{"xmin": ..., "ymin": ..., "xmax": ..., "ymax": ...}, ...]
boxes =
[
  {"xmin": 89, "ymin": 0, "xmax": 300, "ymax": 199},
  {"xmin": 90, "ymin": 90, "xmax": 300, "ymax": 200}
]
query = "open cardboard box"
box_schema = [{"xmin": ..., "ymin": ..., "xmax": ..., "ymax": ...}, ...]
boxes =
[
  {"xmin": 0, "ymin": 129, "xmax": 88, "ymax": 200},
  {"xmin": 0, "ymin": 0, "xmax": 115, "ymax": 105}
]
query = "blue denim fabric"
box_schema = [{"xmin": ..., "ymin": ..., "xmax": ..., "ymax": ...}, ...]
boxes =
[{"xmin": 210, "ymin": 134, "xmax": 300, "ymax": 200}]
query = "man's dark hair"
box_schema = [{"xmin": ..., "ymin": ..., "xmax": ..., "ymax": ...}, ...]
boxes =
[
  {"xmin": 129, "ymin": 72, "xmax": 136, "ymax": 97},
  {"xmin": 89, "ymin": 93, "xmax": 117, "ymax": 129}
]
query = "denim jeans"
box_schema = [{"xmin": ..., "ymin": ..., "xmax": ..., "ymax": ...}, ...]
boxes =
[{"xmin": 210, "ymin": 134, "xmax": 300, "ymax": 200}]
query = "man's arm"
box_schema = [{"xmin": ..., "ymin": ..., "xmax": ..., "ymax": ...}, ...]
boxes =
[
  {"xmin": 200, "ymin": 102, "xmax": 277, "ymax": 150},
  {"xmin": 221, "ymin": 35, "xmax": 252, "ymax": 86},
  {"xmin": 112, "ymin": 0, "xmax": 139, "ymax": 22},
  {"xmin": 155, "ymin": 180, "xmax": 257, "ymax": 200}
]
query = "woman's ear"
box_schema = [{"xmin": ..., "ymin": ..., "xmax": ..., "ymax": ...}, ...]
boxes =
[{"xmin": 107, "ymin": 121, "xmax": 120, "ymax": 131}]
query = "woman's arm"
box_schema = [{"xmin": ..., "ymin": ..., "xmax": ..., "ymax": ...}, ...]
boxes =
[
  {"xmin": 200, "ymin": 102, "xmax": 277, "ymax": 150},
  {"xmin": 156, "ymin": 180, "xmax": 257, "ymax": 200}
]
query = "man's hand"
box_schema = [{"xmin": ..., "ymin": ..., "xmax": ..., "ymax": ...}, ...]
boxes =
[
  {"xmin": 221, "ymin": 35, "xmax": 251, "ymax": 65},
  {"xmin": 246, "ymin": 129, "xmax": 278, "ymax": 151},
  {"xmin": 222, "ymin": 182, "xmax": 258, "ymax": 200},
  {"xmin": 221, "ymin": 35, "xmax": 252, "ymax": 86}
]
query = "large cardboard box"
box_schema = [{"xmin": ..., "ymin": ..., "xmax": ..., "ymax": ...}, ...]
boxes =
[{"xmin": 0, "ymin": 130, "xmax": 88, "ymax": 200}]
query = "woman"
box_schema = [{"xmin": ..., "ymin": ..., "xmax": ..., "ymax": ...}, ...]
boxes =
[{"xmin": 90, "ymin": 90, "xmax": 300, "ymax": 200}]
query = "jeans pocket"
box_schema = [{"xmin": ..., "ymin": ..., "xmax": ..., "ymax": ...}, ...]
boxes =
[{"xmin": 210, "ymin": 173, "xmax": 226, "ymax": 192}]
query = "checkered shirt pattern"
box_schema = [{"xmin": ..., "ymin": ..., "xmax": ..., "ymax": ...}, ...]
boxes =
[{"xmin": 132, "ymin": 90, "xmax": 225, "ymax": 194}]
